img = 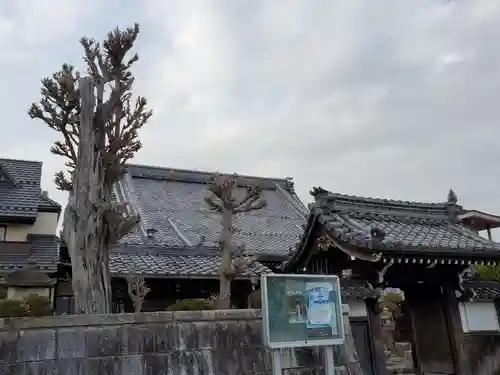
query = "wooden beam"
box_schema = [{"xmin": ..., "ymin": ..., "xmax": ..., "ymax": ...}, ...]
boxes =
[
  {"xmin": 366, "ymin": 298, "xmax": 390, "ymax": 375},
  {"xmin": 487, "ymin": 224, "xmax": 493, "ymax": 241},
  {"xmin": 443, "ymin": 286, "xmax": 473, "ymax": 375}
]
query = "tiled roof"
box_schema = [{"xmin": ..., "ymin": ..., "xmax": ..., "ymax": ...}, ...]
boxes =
[
  {"xmin": 464, "ymin": 281, "xmax": 500, "ymax": 300},
  {"xmin": 0, "ymin": 158, "xmax": 61, "ymax": 220},
  {"xmin": 293, "ymin": 189, "xmax": 500, "ymax": 261},
  {"xmin": 110, "ymin": 243, "xmax": 272, "ymax": 278},
  {"xmin": 107, "ymin": 164, "xmax": 308, "ymax": 277},
  {"xmin": 110, "ymin": 253, "xmax": 271, "ymax": 279},
  {"xmin": 0, "ymin": 234, "xmax": 60, "ymax": 272}
]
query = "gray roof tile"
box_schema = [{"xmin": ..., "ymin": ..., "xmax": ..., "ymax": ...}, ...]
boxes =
[
  {"xmin": 0, "ymin": 234, "xmax": 59, "ymax": 272},
  {"xmin": 113, "ymin": 164, "xmax": 307, "ymax": 262},
  {"xmin": 106, "ymin": 164, "xmax": 308, "ymax": 277},
  {"xmin": 110, "ymin": 252, "xmax": 271, "ymax": 278},
  {"xmin": 464, "ymin": 281, "xmax": 500, "ymax": 300},
  {"xmin": 293, "ymin": 189, "xmax": 500, "ymax": 259},
  {"xmin": 0, "ymin": 158, "xmax": 61, "ymax": 219}
]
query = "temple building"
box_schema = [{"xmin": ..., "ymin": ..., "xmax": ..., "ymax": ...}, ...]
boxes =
[
  {"xmin": 283, "ymin": 187, "xmax": 500, "ymax": 375},
  {"xmin": 56, "ymin": 164, "xmax": 308, "ymax": 312}
]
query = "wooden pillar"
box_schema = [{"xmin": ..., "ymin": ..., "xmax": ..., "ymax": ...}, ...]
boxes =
[
  {"xmin": 487, "ymin": 224, "xmax": 492, "ymax": 241},
  {"xmin": 443, "ymin": 286, "xmax": 472, "ymax": 375},
  {"xmin": 366, "ymin": 298, "xmax": 389, "ymax": 375}
]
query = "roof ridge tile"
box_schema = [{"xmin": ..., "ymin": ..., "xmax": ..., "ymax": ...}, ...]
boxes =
[{"xmin": 126, "ymin": 163, "xmax": 294, "ymax": 191}]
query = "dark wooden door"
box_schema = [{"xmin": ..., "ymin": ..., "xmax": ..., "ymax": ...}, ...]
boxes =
[
  {"xmin": 351, "ymin": 320, "xmax": 375, "ymax": 375},
  {"xmin": 408, "ymin": 292, "xmax": 455, "ymax": 374}
]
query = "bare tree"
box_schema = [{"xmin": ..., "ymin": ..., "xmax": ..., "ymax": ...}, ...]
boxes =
[
  {"xmin": 28, "ymin": 24, "xmax": 152, "ymax": 314},
  {"xmin": 126, "ymin": 274, "xmax": 150, "ymax": 312},
  {"xmin": 205, "ymin": 175, "xmax": 267, "ymax": 309}
]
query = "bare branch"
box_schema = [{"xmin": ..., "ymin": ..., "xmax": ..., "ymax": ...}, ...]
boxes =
[
  {"xmin": 229, "ymin": 254, "xmax": 257, "ymax": 279},
  {"xmin": 54, "ymin": 171, "xmax": 73, "ymax": 191},
  {"xmin": 232, "ymin": 256, "xmax": 256, "ymax": 275},
  {"xmin": 29, "ymin": 23, "xmax": 152, "ymax": 191},
  {"xmin": 204, "ymin": 195, "xmax": 223, "ymax": 212},
  {"xmin": 28, "ymin": 64, "xmax": 81, "ymax": 191},
  {"xmin": 205, "ymin": 174, "xmax": 267, "ymax": 309},
  {"xmin": 103, "ymin": 202, "xmax": 140, "ymax": 245},
  {"xmin": 234, "ymin": 184, "xmax": 262, "ymax": 210},
  {"xmin": 28, "ymin": 24, "xmax": 151, "ymax": 314},
  {"xmin": 126, "ymin": 273, "xmax": 150, "ymax": 313},
  {"xmin": 234, "ymin": 197, "xmax": 267, "ymax": 213},
  {"xmin": 207, "ymin": 174, "xmax": 238, "ymax": 209}
]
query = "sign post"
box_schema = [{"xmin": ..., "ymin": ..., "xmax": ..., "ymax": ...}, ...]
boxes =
[{"xmin": 261, "ymin": 274, "xmax": 344, "ymax": 375}]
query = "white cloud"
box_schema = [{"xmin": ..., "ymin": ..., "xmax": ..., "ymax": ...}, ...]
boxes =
[
  {"xmin": 0, "ymin": 0, "xmax": 98, "ymax": 60},
  {"xmin": 1, "ymin": 0, "xmax": 500, "ymax": 239}
]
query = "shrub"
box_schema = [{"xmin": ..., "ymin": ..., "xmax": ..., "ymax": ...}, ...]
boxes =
[
  {"xmin": 0, "ymin": 299, "xmax": 27, "ymax": 318},
  {"xmin": 476, "ymin": 264, "xmax": 500, "ymax": 281},
  {"xmin": 166, "ymin": 298, "xmax": 215, "ymax": 311},
  {"xmin": 377, "ymin": 290, "xmax": 404, "ymax": 319},
  {"xmin": 0, "ymin": 287, "xmax": 7, "ymax": 300},
  {"xmin": 23, "ymin": 294, "xmax": 52, "ymax": 317}
]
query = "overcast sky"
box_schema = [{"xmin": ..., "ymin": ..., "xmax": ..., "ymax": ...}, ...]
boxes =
[{"xmin": 1, "ymin": 0, "xmax": 500, "ymax": 234}]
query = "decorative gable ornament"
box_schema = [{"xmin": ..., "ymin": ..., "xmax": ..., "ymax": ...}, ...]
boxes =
[{"xmin": 447, "ymin": 188, "xmax": 458, "ymax": 205}]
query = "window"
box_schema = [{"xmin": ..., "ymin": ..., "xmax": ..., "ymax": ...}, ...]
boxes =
[
  {"xmin": 0, "ymin": 226, "xmax": 5, "ymax": 241},
  {"xmin": 459, "ymin": 301, "xmax": 500, "ymax": 332}
]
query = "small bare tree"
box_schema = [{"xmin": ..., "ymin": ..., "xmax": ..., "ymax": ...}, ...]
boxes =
[
  {"xmin": 28, "ymin": 24, "xmax": 152, "ymax": 314},
  {"xmin": 205, "ymin": 175, "xmax": 267, "ymax": 309},
  {"xmin": 126, "ymin": 274, "xmax": 150, "ymax": 312}
]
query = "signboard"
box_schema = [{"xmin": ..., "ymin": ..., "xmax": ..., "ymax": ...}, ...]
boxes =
[{"xmin": 261, "ymin": 274, "xmax": 344, "ymax": 349}]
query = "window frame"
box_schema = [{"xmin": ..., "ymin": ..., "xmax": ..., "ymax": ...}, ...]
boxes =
[{"xmin": 459, "ymin": 300, "xmax": 500, "ymax": 333}]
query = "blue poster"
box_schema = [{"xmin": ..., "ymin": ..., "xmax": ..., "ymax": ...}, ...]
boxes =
[
  {"xmin": 261, "ymin": 274, "xmax": 344, "ymax": 349},
  {"xmin": 305, "ymin": 281, "xmax": 337, "ymax": 335}
]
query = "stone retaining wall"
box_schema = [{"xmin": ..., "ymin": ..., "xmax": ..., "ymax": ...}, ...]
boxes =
[{"xmin": 0, "ymin": 309, "xmax": 358, "ymax": 375}]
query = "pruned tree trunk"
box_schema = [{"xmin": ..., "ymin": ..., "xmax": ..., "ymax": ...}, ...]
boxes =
[
  {"xmin": 205, "ymin": 174, "xmax": 267, "ymax": 310},
  {"xmin": 64, "ymin": 77, "xmax": 113, "ymax": 314},
  {"xmin": 126, "ymin": 273, "xmax": 150, "ymax": 312},
  {"xmin": 28, "ymin": 24, "xmax": 151, "ymax": 315},
  {"xmin": 218, "ymin": 208, "xmax": 234, "ymax": 309}
]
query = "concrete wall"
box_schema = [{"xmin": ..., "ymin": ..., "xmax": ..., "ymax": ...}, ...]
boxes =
[
  {"xmin": 4, "ymin": 212, "xmax": 59, "ymax": 241},
  {"xmin": 0, "ymin": 309, "xmax": 361, "ymax": 375}
]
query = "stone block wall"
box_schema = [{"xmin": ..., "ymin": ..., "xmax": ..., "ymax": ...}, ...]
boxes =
[{"xmin": 0, "ymin": 309, "xmax": 359, "ymax": 375}]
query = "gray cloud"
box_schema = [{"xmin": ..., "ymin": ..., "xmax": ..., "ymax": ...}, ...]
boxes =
[{"xmin": 1, "ymin": 0, "xmax": 500, "ymax": 237}]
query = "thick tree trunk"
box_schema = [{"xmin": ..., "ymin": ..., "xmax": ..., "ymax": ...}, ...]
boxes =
[
  {"xmin": 218, "ymin": 208, "xmax": 233, "ymax": 309},
  {"xmin": 63, "ymin": 77, "xmax": 113, "ymax": 314}
]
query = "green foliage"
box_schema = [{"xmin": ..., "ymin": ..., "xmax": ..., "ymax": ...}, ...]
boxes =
[
  {"xmin": 0, "ymin": 287, "xmax": 7, "ymax": 299},
  {"xmin": 378, "ymin": 291, "xmax": 404, "ymax": 319},
  {"xmin": 0, "ymin": 299, "xmax": 27, "ymax": 318},
  {"xmin": 0, "ymin": 294, "xmax": 52, "ymax": 318},
  {"xmin": 475, "ymin": 264, "xmax": 500, "ymax": 281},
  {"xmin": 23, "ymin": 294, "xmax": 52, "ymax": 317},
  {"xmin": 166, "ymin": 299, "xmax": 215, "ymax": 311}
]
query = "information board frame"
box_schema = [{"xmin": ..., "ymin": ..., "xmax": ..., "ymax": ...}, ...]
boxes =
[{"xmin": 261, "ymin": 273, "xmax": 344, "ymax": 349}]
